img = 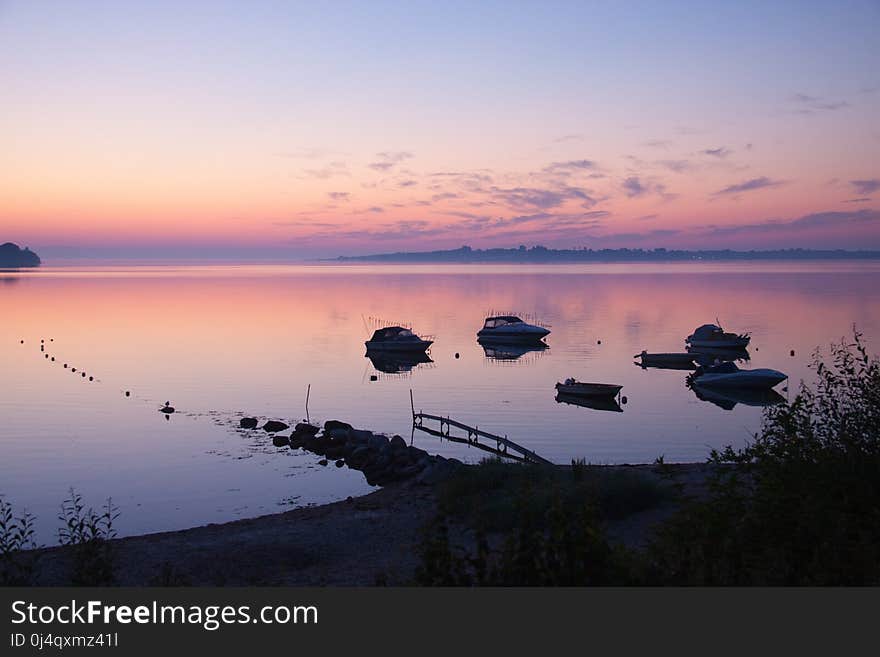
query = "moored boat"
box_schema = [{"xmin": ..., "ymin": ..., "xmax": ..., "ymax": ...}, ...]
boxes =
[
  {"xmin": 477, "ymin": 315, "xmax": 550, "ymax": 343},
  {"xmin": 634, "ymin": 351, "xmax": 696, "ymax": 369},
  {"xmin": 691, "ymin": 361, "xmax": 786, "ymax": 389},
  {"xmin": 555, "ymin": 378, "xmax": 622, "ymax": 398},
  {"xmin": 686, "ymin": 323, "xmax": 750, "ymax": 349},
  {"xmin": 364, "ymin": 326, "xmax": 433, "ymax": 352}
]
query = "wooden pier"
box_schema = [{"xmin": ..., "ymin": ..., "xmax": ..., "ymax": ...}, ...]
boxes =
[{"xmin": 410, "ymin": 392, "xmax": 552, "ymax": 465}]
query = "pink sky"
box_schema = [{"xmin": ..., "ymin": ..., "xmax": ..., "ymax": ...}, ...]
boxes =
[{"xmin": 1, "ymin": 1, "xmax": 879, "ymax": 259}]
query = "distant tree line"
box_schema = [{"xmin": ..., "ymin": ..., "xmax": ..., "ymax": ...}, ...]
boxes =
[{"xmin": 334, "ymin": 245, "xmax": 880, "ymax": 263}]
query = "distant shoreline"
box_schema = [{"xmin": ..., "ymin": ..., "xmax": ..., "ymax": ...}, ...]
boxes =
[{"xmin": 332, "ymin": 246, "xmax": 880, "ymax": 264}]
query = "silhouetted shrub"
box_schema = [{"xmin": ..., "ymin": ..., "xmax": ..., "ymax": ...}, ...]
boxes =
[
  {"xmin": 0, "ymin": 498, "xmax": 38, "ymax": 585},
  {"xmin": 648, "ymin": 329, "xmax": 880, "ymax": 584},
  {"xmin": 58, "ymin": 489, "xmax": 119, "ymax": 586}
]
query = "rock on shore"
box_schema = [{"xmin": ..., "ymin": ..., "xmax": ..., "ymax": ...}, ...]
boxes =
[{"xmin": 242, "ymin": 417, "xmax": 463, "ymax": 486}]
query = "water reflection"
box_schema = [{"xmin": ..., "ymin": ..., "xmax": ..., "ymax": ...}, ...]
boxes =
[
  {"xmin": 687, "ymin": 345, "xmax": 751, "ymax": 363},
  {"xmin": 555, "ymin": 393, "xmax": 623, "ymax": 413},
  {"xmin": 3, "ymin": 262, "xmax": 879, "ymax": 542},
  {"xmin": 478, "ymin": 338, "xmax": 549, "ymax": 362},
  {"xmin": 691, "ymin": 385, "xmax": 786, "ymax": 411},
  {"xmin": 365, "ymin": 349, "xmax": 433, "ymax": 374}
]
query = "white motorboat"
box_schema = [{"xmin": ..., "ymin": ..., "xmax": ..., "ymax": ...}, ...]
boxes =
[
  {"xmin": 364, "ymin": 326, "xmax": 433, "ymax": 352},
  {"xmin": 686, "ymin": 323, "xmax": 750, "ymax": 349},
  {"xmin": 692, "ymin": 361, "xmax": 786, "ymax": 389},
  {"xmin": 477, "ymin": 315, "xmax": 550, "ymax": 343}
]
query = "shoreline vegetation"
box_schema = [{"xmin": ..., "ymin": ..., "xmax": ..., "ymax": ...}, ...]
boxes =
[
  {"xmin": 0, "ymin": 242, "xmax": 40, "ymax": 268},
  {"xmin": 332, "ymin": 245, "xmax": 880, "ymax": 264},
  {"xmin": 3, "ymin": 330, "xmax": 878, "ymax": 586}
]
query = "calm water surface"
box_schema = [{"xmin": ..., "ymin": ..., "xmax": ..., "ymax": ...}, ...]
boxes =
[{"xmin": 2, "ymin": 262, "xmax": 879, "ymax": 542}]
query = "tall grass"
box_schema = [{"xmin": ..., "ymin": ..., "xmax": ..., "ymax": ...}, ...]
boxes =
[{"xmin": 0, "ymin": 498, "xmax": 38, "ymax": 585}]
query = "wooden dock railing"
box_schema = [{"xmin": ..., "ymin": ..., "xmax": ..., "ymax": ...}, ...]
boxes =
[{"xmin": 410, "ymin": 391, "xmax": 552, "ymax": 465}]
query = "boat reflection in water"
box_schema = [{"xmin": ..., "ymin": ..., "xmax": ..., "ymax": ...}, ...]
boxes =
[
  {"xmin": 691, "ymin": 385, "xmax": 786, "ymax": 411},
  {"xmin": 687, "ymin": 345, "xmax": 751, "ymax": 364},
  {"xmin": 478, "ymin": 338, "xmax": 548, "ymax": 362},
  {"xmin": 555, "ymin": 392, "xmax": 623, "ymax": 413},
  {"xmin": 365, "ymin": 349, "xmax": 433, "ymax": 374},
  {"xmin": 634, "ymin": 351, "xmax": 697, "ymax": 371}
]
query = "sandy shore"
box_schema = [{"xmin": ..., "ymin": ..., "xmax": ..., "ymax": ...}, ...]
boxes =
[{"xmin": 23, "ymin": 463, "xmax": 712, "ymax": 586}]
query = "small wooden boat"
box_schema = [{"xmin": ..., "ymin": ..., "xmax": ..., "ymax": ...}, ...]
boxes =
[
  {"xmin": 634, "ymin": 351, "xmax": 695, "ymax": 368},
  {"xmin": 555, "ymin": 379, "xmax": 622, "ymax": 398}
]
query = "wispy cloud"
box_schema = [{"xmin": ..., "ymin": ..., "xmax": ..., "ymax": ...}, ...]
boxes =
[
  {"xmin": 491, "ymin": 185, "xmax": 596, "ymax": 210},
  {"xmin": 367, "ymin": 151, "xmax": 414, "ymax": 171},
  {"xmin": 702, "ymin": 147, "xmax": 731, "ymax": 158},
  {"xmin": 700, "ymin": 209, "xmax": 880, "ymax": 237},
  {"xmin": 303, "ymin": 161, "xmax": 349, "ymax": 179},
  {"xmin": 542, "ymin": 159, "xmax": 597, "ymax": 174},
  {"xmin": 327, "ymin": 191, "xmax": 350, "ymax": 202},
  {"xmin": 789, "ymin": 92, "xmax": 849, "ymax": 114},
  {"xmin": 713, "ymin": 176, "xmax": 785, "ymax": 196},
  {"xmin": 622, "ymin": 176, "xmax": 647, "ymax": 197},
  {"xmin": 850, "ymin": 179, "xmax": 880, "ymax": 195},
  {"xmin": 656, "ymin": 159, "xmax": 692, "ymax": 173}
]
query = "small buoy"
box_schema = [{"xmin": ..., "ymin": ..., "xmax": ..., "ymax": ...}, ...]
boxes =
[
  {"xmin": 71, "ymin": 368, "xmax": 76, "ymax": 372},
  {"xmin": 51, "ymin": 357, "xmax": 55, "ymax": 361},
  {"xmin": 20, "ymin": 340, "xmax": 24, "ymax": 344},
  {"xmin": 81, "ymin": 372, "xmax": 86, "ymax": 378},
  {"xmin": 125, "ymin": 391, "xmax": 130, "ymax": 397},
  {"xmin": 50, "ymin": 338, "xmax": 53, "ymax": 342},
  {"xmin": 370, "ymin": 374, "xmax": 378, "ymax": 381},
  {"xmin": 790, "ymin": 349, "xmax": 795, "ymax": 357},
  {"xmin": 597, "ymin": 339, "xmax": 602, "ymax": 345},
  {"xmin": 63, "ymin": 364, "xmax": 67, "ymax": 368},
  {"xmin": 41, "ymin": 339, "xmax": 44, "ymax": 344},
  {"xmin": 44, "ymin": 354, "xmax": 48, "ymax": 359},
  {"xmin": 88, "ymin": 376, "xmax": 93, "ymax": 381},
  {"xmin": 621, "ymin": 396, "xmax": 628, "ymax": 405},
  {"xmin": 454, "ymin": 352, "xmax": 460, "ymax": 359}
]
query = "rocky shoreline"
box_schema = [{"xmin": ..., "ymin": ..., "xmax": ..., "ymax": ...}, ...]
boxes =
[
  {"xmin": 241, "ymin": 417, "xmax": 465, "ymax": 487},
  {"xmin": 18, "ymin": 418, "xmax": 715, "ymax": 585}
]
